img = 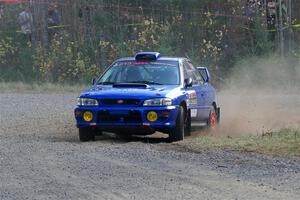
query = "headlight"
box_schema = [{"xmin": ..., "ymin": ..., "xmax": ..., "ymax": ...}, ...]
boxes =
[
  {"xmin": 143, "ymin": 98, "xmax": 172, "ymax": 106},
  {"xmin": 77, "ymin": 98, "xmax": 99, "ymax": 106}
]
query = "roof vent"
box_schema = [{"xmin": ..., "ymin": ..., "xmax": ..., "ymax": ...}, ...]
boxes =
[{"xmin": 135, "ymin": 52, "xmax": 160, "ymax": 61}]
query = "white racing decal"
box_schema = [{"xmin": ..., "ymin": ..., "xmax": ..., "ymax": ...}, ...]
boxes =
[{"xmin": 191, "ymin": 109, "xmax": 198, "ymax": 117}]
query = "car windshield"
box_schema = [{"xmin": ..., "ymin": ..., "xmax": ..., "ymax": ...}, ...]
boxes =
[{"xmin": 97, "ymin": 60, "xmax": 180, "ymax": 85}]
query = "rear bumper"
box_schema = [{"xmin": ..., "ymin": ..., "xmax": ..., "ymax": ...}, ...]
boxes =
[{"xmin": 74, "ymin": 105, "xmax": 179, "ymax": 134}]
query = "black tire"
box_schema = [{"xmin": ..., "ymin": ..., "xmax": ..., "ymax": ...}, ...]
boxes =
[
  {"xmin": 185, "ymin": 109, "xmax": 191, "ymax": 136},
  {"xmin": 169, "ymin": 106, "xmax": 185, "ymax": 142},
  {"xmin": 207, "ymin": 106, "xmax": 217, "ymax": 128},
  {"xmin": 79, "ymin": 127, "xmax": 96, "ymax": 142},
  {"xmin": 216, "ymin": 107, "xmax": 221, "ymax": 124}
]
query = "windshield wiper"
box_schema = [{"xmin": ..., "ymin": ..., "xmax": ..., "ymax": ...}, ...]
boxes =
[
  {"xmin": 97, "ymin": 81, "xmax": 115, "ymax": 85},
  {"xmin": 129, "ymin": 81, "xmax": 163, "ymax": 85}
]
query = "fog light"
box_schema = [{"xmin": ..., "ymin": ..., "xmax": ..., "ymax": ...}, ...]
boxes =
[
  {"xmin": 147, "ymin": 111, "xmax": 158, "ymax": 122},
  {"xmin": 83, "ymin": 111, "xmax": 93, "ymax": 122}
]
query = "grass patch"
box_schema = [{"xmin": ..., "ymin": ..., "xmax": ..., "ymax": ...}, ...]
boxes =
[
  {"xmin": 0, "ymin": 82, "xmax": 88, "ymax": 93},
  {"xmin": 182, "ymin": 129, "xmax": 300, "ymax": 157}
]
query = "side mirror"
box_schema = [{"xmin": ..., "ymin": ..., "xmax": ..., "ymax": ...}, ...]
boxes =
[
  {"xmin": 184, "ymin": 78, "xmax": 193, "ymax": 87},
  {"xmin": 92, "ymin": 77, "xmax": 96, "ymax": 85},
  {"xmin": 197, "ymin": 67, "xmax": 210, "ymax": 83}
]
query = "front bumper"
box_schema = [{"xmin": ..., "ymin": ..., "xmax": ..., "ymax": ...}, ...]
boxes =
[{"xmin": 74, "ymin": 105, "xmax": 179, "ymax": 134}]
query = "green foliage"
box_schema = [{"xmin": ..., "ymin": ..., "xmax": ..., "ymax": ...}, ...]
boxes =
[
  {"xmin": 0, "ymin": 1, "xmax": 298, "ymax": 84},
  {"xmin": 33, "ymin": 34, "xmax": 100, "ymax": 83},
  {"xmin": 98, "ymin": 17, "xmax": 177, "ymax": 64},
  {"xmin": 0, "ymin": 37, "xmax": 18, "ymax": 66},
  {"xmin": 0, "ymin": 37, "xmax": 34, "ymax": 82},
  {"xmin": 242, "ymin": 17, "xmax": 274, "ymax": 56},
  {"xmin": 0, "ymin": 81, "xmax": 88, "ymax": 93}
]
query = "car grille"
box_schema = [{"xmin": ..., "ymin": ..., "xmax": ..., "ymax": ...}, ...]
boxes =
[
  {"xmin": 100, "ymin": 99, "xmax": 141, "ymax": 106},
  {"xmin": 98, "ymin": 110, "xmax": 142, "ymax": 123}
]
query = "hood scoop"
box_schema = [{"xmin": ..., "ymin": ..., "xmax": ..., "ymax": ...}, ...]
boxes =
[{"xmin": 113, "ymin": 83, "xmax": 150, "ymax": 88}]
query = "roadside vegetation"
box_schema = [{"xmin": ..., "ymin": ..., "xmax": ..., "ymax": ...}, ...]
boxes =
[
  {"xmin": 180, "ymin": 129, "xmax": 300, "ymax": 157},
  {"xmin": 1, "ymin": 1, "xmax": 299, "ymax": 87},
  {"xmin": 0, "ymin": 81, "xmax": 87, "ymax": 93}
]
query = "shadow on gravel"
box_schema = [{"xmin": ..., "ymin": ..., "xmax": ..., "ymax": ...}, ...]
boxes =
[
  {"xmin": 49, "ymin": 131, "xmax": 169, "ymax": 144},
  {"xmin": 116, "ymin": 135, "xmax": 169, "ymax": 144},
  {"xmin": 105, "ymin": 128, "xmax": 209, "ymax": 144},
  {"xmin": 96, "ymin": 132, "xmax": 169, "ymax": 144}
]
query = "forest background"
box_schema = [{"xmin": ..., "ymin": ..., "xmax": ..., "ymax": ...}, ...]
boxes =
[{"xmin": 0, "ymin": 0, "xmax": 299, "ymax": 87}]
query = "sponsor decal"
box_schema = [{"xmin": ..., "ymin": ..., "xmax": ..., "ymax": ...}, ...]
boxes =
[
  {"xmin": 187, "ymin": 91, "xmax": 197, "ymax": 106},
  {"xmin": 191, "ymin": 109, "xmax": 198, "ymax": 117}
]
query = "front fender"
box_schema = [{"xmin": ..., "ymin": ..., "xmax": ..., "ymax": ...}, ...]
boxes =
[{"xmin": 172, "ymin": 91, "xmax": 189, "ymax": 107}]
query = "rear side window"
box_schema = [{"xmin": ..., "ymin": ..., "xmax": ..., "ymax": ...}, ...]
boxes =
[{"xmin": 183, "ymin": 60, "xmax": 204, "ymax": 85}]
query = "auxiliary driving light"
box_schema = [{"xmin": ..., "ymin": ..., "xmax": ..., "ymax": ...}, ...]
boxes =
[
  {"xmin": 83, "ymin": 111, "xmax": 93, "ymax": 122},
  {"xmin": 147, "ymin": 111, "xmax": 158, "ymax": 122}
]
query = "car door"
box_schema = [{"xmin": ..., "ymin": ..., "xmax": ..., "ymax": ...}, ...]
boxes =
[
  {"xmin": 183, "ymin": 60, "xmax": 211, "ymax": 121},
  {"xmin": 197, "ymin": 67, "xmax": 216, "ymax": 108}
]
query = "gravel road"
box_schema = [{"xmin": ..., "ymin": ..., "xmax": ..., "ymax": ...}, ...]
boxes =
[{"xmin": 0, "ymin": 93, "xmax": 299, "ymax": 200}]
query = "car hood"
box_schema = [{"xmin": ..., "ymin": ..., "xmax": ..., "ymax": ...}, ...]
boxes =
[{"xmin": 79, "ymin": 85, "xmax": 182, "ymax": 99}]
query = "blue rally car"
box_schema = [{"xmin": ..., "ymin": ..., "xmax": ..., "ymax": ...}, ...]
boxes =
[{"xmin": 74, "ymin": 52, "xmax": 220, "ymax": 142}]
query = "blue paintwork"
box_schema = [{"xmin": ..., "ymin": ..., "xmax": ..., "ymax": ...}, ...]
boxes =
[{"xmin": 74, "ymin": 52, "xmax": 218, "ymax": 134}]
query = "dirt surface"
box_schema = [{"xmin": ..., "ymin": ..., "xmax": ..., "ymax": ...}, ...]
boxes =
[
  {"xmin": 0, "ymin": 93, "xmax": 300, "ymax": 200},
  {"xmin": 217, "ymin": 90, "xmax": 300, "ymax": 135}
]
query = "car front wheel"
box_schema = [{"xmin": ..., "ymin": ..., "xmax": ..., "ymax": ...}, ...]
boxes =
[
  {"xmin": 79, "ymin": 127, "xmax": 96, "ymax": 142},
  {"xmin": 169, "ymin": 106, "xmax": 185, "ymax": 142},
  {"xmin": 184, "ymin": 109, "xmax": 191, "ymax": 136}
]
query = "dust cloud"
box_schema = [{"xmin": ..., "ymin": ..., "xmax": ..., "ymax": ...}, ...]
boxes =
[{"xmin": 216, "ymin": 55, "xmax": 300, "ymax": 135}]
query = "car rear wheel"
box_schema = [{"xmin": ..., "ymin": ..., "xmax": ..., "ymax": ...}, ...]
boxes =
[
  {"xmin": 207, "ymin": 107, "xmax": 217, "ymax": 128},
  {"xmin": 169, "ymin": 106, "xmax": 185, "ymax": 142},
  {"xmin": 79, "ymin": 127, "xmax": 96, "ymax": 142}
]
